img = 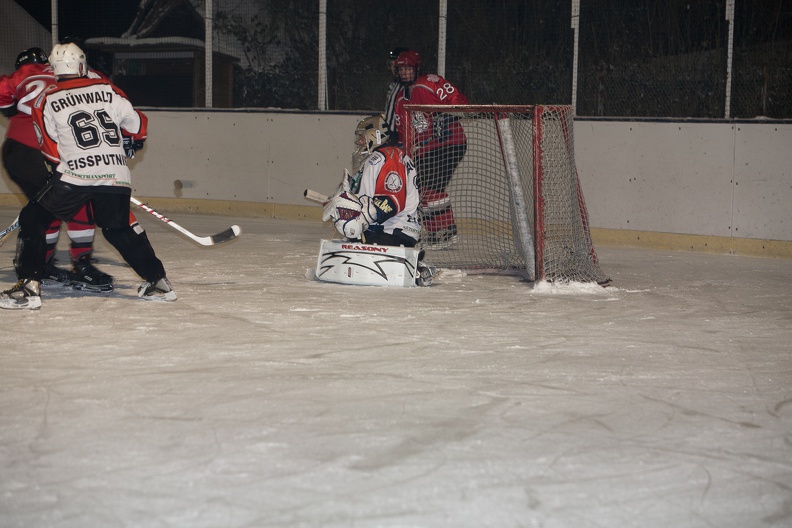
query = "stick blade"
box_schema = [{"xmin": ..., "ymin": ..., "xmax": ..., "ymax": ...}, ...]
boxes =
[{"xmin": 208, "ymin": 225, "xmax": 242, "ymax": 245}]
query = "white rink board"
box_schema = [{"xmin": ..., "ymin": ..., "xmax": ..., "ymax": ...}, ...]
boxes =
[{"xmin": 1, "ymin": 113, "xmax": 790, "ymax": 242}]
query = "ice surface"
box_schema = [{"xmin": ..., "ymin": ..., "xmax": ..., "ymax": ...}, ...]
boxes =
[{"xmin": 0, "ymin": 206, "xmax": 790, "ymax": 528}]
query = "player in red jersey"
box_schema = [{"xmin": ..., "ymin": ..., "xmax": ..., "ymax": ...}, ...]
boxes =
[
  {"xmin": 0, "ymin": 42, "xmax": 175, "ymax": 309},
  {"xmin": 0, "ymin": 47, "xmax": 113, "ymax": 290},
  {"xmin": 392, "ymin": 50, "xmax": 469, "ymax": 249}
]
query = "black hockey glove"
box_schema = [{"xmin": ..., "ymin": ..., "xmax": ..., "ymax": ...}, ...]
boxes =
[
  {"xmin": 123, "ymin": 137, "xmax": 145, "ymax": 158},
  {"xmin": 432, "ymin": 113, "xmax": 459, "ymax": 140},
  {"xmin": 0, "ymin": 106, "xmax": 18, "ymax": 118}
]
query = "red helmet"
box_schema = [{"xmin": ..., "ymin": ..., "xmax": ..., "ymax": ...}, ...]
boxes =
[{"xmin": 395, "ymin": 50, "xmax": 422, "ymax": 70}]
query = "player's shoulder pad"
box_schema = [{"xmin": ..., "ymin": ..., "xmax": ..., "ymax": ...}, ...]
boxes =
[
  {"xmin": 365, "ymin": 149, "xmax": 386, "ymax": 167},
  {"xmin": 33, "ymin": 84, "xmax": 58, "ymax": 109}
]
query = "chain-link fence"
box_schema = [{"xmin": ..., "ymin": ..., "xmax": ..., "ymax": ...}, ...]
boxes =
[{"xmin": 5, "ymin": 0, "xmax": 791, "ymax": 118}]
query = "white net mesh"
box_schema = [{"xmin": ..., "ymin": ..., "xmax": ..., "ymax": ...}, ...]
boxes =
[{"xmin": 404, "ymin": 104, "xmax": 609, "ymax": 284}]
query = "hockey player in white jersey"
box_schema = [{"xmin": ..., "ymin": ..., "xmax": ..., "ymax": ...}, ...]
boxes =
[
  {"xmin": 320, "ymin": 115, "xmax": 433, "ymax": 286},
  {"xmin": 0, "ymin": 42, "xmax": 175, "ymax": 309},
  {"xmin": 324, "ymin": 114, "xmax": 421, "ymax": 247}
]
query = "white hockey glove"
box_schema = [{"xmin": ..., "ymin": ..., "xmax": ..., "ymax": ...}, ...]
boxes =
[
  {"xmin": 327, "ymin": 169, "xmax": 360, "ymax": 198},
  {"xmin": 341, "ymin": 169, "xmax": 353, "ymax": 192},
  {"xmin": 322, "ymin": 191, "xmax": 370, "ymax": 239},
  {"xmin": 357, "ymin": 195, "xmax": 381, "ymax": 225}
]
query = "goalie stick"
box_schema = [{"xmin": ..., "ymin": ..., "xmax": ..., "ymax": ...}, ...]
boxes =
[
  {"xmin": 304, "ymin": 169, "xmax": 359, "ymax": 206},
  {"xmin": 304, "ymin": 189, "xmax": 329, "ymax": 204},
  {"xmin": 130, "ymin": 197, "xmax": 241, "ymax": 246}
]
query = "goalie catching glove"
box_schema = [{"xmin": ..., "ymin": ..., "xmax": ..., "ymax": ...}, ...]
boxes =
[{"xmin": 322, "ymin": 191, "xmax": 395, "ymax": 240}]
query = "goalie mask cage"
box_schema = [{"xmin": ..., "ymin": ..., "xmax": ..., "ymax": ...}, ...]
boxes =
[{"xmin": 404, "ymin": 104, "xmax": 609, "ymax": 284}]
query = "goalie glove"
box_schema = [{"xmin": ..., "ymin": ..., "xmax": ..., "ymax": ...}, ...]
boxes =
[
  {"xmin": 322, "ymin": 192, "xmax": 398, "ymax": 240},
  {"xmin": 322, "ymin": 191, "xmax": 369, "ymax": 239},
  {"xmin": 357, "ymin": 195, "xmax": 397, "ymax": 225},
  {"xmin": 331, "ymin": 169, "xmax": 361, "ymax": 196}
]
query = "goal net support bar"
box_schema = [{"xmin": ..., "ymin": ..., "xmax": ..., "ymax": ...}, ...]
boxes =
[{"xmin": 403, "ymin": 104, "xmax": 608, "ymax": 284}]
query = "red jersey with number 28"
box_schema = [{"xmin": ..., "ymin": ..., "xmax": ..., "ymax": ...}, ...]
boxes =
[
  {"xmin": 393, "ymin": 73, "xmax": 469, "ymax": 157},
  {"xmin": 0, "ymin": 63, "xmax": 57, "ymax": 149},
  {"xmin": 31, "ymin": 76, "xmax": 147, "ymax": 192}
]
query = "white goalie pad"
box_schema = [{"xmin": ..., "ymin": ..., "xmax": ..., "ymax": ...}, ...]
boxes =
[{"xmin": 315, "ymin": 239, "xmax": 420, "ymax": 287}]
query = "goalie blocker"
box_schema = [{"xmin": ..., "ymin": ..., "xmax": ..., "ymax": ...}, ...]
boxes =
[{"xmin": 315, "ymin": 239, "xmax": 421, "ymax": 287}]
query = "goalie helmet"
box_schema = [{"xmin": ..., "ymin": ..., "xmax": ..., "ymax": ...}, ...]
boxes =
[
  {"xmin": 15, "ymin": 48, "xmax": 48, "ymax": 70},
  {"xmin": 352, "ymin": 114, "xmax": 389, "ymax": 170},
  {"xmin": 49, "ymin": 42, "xmax": 87, "ymax": 77}
]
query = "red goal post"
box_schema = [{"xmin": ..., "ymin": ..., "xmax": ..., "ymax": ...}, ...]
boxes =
[{"xmin": 403, "ymin": 104, "xmax": 608, "ymax": 284}]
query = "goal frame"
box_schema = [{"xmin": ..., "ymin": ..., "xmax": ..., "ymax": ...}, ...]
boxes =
[{"xmin": 403, "ymin": 103, "xmax": 607, "ymax": 284}]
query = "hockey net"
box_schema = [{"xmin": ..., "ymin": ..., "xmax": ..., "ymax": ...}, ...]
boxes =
[{"xmin": 403, "ymin": 104, "xmax": 608, "ymax": 284}]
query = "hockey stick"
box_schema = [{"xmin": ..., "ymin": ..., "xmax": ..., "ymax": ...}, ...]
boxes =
[
  {"xmin": 130, "ymin": 197, "xmax": 241, "ymax": 246},
  {"xmin": 0, "ymin": 215, "xmax": 19, "ymax": 247},
  {"xmin": 304, "ymin": 189, "xmax": 329, "ymax": 204},
  {"xmin": 304, "ymin": 168, "xmax": 358, "ymax": 206},
  {"xmin": 1, "ymin": 199, "xmax": 243, "ymax": 248}
]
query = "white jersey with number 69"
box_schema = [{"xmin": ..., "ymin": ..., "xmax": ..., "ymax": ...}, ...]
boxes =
[{"xmin": 31, "ymin": 76, "xmax": 147, "ymax": 193}]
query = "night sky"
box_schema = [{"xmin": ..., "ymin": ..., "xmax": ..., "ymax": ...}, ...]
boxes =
[{"xmin": 19, "ymin": 0, "xmax": 141, "ymax": 39}]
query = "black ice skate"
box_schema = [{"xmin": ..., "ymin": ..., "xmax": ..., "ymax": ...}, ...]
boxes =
[
  {"xmin": 137, "ymin": 277, "xmax": 177, "ymax": 302},
  {"xmin": 0, "ymin": 279, "xmax": 42, "ymax": 310},
  {"xmin": 43, "ymin": 257, "xmax": 74, "ymax": 287},
  {"xmin": 423, "ymin": 224, "xmax": 458, "ymax": 250},
  {"xmin": 70, "ymin": 255, "xmax": 114, "ymax": 292}
]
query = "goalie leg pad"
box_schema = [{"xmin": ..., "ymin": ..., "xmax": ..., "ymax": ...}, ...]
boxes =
[{"xmin": 315, "ymin": 239, "xmax": 420, "ymax": 287}]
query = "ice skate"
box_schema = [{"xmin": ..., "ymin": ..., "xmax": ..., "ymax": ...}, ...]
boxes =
[
  {"xmin": 423, "ymin": 224, "xmax": 458, "ymax": 250},
  {"xmin": 43, "ymin": 257, "xmax": 74, "ymax": 287},
  {"xmin": 416, "ymin": 262, "xmax": 435, "ymax": 287},
  {"xmin": 138, "ymin": 277, "xmax": 177, "ymax": 302},
  {"xmin": 70, "ymin": 255, "xmax": 114, "ymax": 292},
  {"xmin": 0, "ymin": 279, "xmax": 42, "ymax": 310}
]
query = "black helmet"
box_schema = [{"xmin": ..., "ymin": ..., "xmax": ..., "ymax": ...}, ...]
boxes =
[
  {"xmin": 389, "ymin": 47, "xmax": 409, "ymax": 61},
  {"xmin": 59, "ymin": 36, "xmax": 86, "ymax": 48},
  {"xmin": 15, "ymin": 47, "xmax": 49, "ymax": 70}
]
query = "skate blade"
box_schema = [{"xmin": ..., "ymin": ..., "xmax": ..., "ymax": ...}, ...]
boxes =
[
  {"xmin": 139, "ymin": 291, "xmax": 177, "ymax": 302},
  {"xmin": 0, "ymin": 297, "xmax": 42, "ymax": 310},
  {"xmin": 72, "ymin": 282, "xmax": 114, "ymax": 293},
  {"xmin": 42, "ymin": 279, "xmax": 73, "ymax": 288}
]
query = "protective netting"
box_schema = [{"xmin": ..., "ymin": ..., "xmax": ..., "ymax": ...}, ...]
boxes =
[
  {"xmin": 6, "ymin": 1, "xmax": 789, "ymax": 117},
  {"xmin": 405, "ymin": 104, "xmax": 609, "ymax": 284}
]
